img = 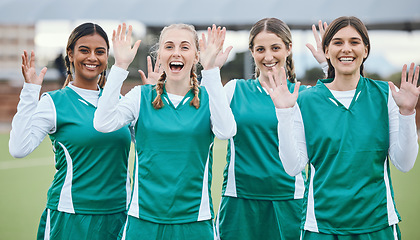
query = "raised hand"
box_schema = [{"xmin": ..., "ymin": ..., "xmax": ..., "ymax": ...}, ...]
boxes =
[
  {"xmin": 113, "ymin": 23, "xmax": 141, "ymax": 70},
  {"xmin": 21, "ymin": 50, "xmax": 47, "ymax": 86},
  {"xmin": 138, "ymin": 56, "xmax": 161, "ymax": 85},
  {"xmin": 306, "ymin": 20, "xmax": 328, "ymax": 64},
  {"xmin": 260, "ymin": 66, "xmax": 300, "ymax": 109},
  {"xmin": 199, "ymin": 24, "xmax": 231, "ymax": 70},
  {"xmin": 389, "ymin": 63, "xmax": 420, "ymax": 115}
]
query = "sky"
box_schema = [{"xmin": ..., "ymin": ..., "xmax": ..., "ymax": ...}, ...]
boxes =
[{"xmin": 34, "ymin": 20, "xmax": 420, "ymax": 79}]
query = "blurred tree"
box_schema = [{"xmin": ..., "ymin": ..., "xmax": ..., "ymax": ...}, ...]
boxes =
[
  {"xmin": 220, "ymin": 51, "xmax": 246, "ymax": 84},
  {"xmin": 300, "ymin": 67, "xmax": 325, "ymax": 86},
  {"xmin": 365, "ymin": 72, "xmax": 382, "ymax": 80}
]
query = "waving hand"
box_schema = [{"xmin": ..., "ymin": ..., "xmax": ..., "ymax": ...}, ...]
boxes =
[
  {"xmin": 260, "ymin": 66, "xmax": 300, "ymax": 109},
  {"xmin": 113, "ymin": 23, "xmax": 141, "ymax": 70},
  {"xmin": 306, "ymin": 20, "xmax": 328, "ymax": 64},
  {"xmin": 199, "ymin": 24, "xmax": 233, "ymax": 70},
  {"xmin": 21, "ymin": 50, "xmax": 47, "ymax": 86},
  {"xmin": 389, "ymin": 63, "xmax": 420, "ymax": 115}
]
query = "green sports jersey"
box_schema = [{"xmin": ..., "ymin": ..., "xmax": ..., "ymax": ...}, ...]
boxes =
[
  {"xmin": 223, "ymin": 79, "xmax": 306, "ymax": 200},
  {"xmin": 128, "ymin": 84, "xmax": 215, "ymax": 224},
  {"xmin": 298, "ymin": 77, "xmax": 399, "ymax": 234},
  {"xmin": 47, "ymin": 87, "xmax": 131, "ymax": 214}
]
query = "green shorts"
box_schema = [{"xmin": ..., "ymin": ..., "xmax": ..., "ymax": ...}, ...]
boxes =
[
  {"xmin": 216, "ymin": 196, "xmax": 303, "ymax": 240},
  {"xmin": 301, "ymin": 225, "xmax": 401, "ymax": 240},
  {"xmin": 37, "ymin": 208, "xmax": 126, "ymax": 240},
  {"xmin": 119, "ymin": 215, "xmax": 215, "ymax": 240}
]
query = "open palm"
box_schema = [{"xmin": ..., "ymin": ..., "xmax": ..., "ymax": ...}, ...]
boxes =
[
  {"xmin": 389, "ymin": 63, "xmax": 420, "ymax": 115},
  {"xmin": 260, "ymin": 67, "xmax": 300, "ymax": 109},
  {"xmin": 21, "ymin": 50, "xmax": 47, "ymax": 86}
]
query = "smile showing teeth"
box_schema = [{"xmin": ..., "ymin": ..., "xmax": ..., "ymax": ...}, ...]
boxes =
[
  {"xmin": 170, "ymin": 61, "xmax": 184, "ymax": 72},
  {"xmin": 265, "ymin": 63, "xmax": 276, "ymax": 67},
  {"xmin": 339, "ymin": 57, "xmax": 354, "ymax": 62},
  {"xmin": 85, "ymin": 64, "xmax": 97, "ymax": 68}
]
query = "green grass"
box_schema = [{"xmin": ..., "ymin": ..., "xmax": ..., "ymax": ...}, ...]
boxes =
[{"xmin": 1, "ymin": 134, "xmax": 419, "ymax": 239}]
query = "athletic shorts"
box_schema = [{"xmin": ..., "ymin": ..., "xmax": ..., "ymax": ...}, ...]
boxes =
[
  {"xmin": 301, "ymin": 224, "xmax": 401, "ymax": 240},
  {"xmin": 119, "ymin": 215, "xmax": 215, "ymax": 240},
  {"xmin": 216, "ymin": 196, "xmax": 303, "ymax": 240},
  {"xmin": 36, "ymin": 208, "xmax": 126, "ymax": 240}
]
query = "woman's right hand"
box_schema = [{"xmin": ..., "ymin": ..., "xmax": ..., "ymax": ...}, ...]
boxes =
[
  {"xmin": 260, "ymin": 66, "xmax": 300, "ymax": 109},
  {"xmin": 21, "ymin": 50, "xmax": 47, "ymax": 86},
  {"xmin": 113, "ymin": 23, "xmax": 141, "ymax": 70}
]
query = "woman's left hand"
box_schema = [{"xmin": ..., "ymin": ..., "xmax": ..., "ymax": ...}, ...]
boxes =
[
  {"xmin": 199, "ymin": 24, "xmax": 232, "ymax": 70},
  {"xmin": 306, "ymin": 20, "xmax": 328, "ymax": 65},
  {"xmin": 260, "ymin": 66, "xmax": 300, "ymax": 109},
  {"xmin": 389, "ymin": 63, "xmax": 420, "ymax": 115},
  {"xmin": 113, "ymin": 23, "xmax": 141, "ymax": 70}
]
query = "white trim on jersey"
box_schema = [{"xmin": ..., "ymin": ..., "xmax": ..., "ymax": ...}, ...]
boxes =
[
  {"xmin": 125, "ymin": 154, "xmax": 131, "ymax": 210},
  {"xmin": 57, "ymin": 142, "xmax": 75, "ymax": 214},
  {"xmin": 393, "ymin": 224, "xmax": 398, "ymax": 240},
  {"xmin": 384, "ymin": 158, "xmax": 399, "ymax": 225},
  {"xmin": 304, "ymin": 163, "xmax": 319, "ymax": 232},
  {"xmin": 44, "ymin": 209, "xmax": 51, "ymax": 240},
  {"xmin": 198, "ymin": 142, "xmax": 214, "ymax": 221},
  {"xmin": 121, "ymin": 217, "xmax": 128, "ymax": 240},
  {"xmin": 215, "ymin": 197, "xmax": 222, "ymax": 240},
  {"xmin": 128, "ymin": 152, "xmax": 139, "ymax": 217},
  {"xmin": 224, "ymin": 138, "xmax": 237, "ymax": 197},
  {"xmin": 294, "ymin": 172, "xmax": 305, "ymax": 199}
]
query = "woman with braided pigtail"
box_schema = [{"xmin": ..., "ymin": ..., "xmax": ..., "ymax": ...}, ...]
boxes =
[
  {"xmin": 94, "ymin": 23, "xmax": 236, "ymax": 239},
  {"xmin": 9, "ymin": 22, "xmax": 132, "ymax": 239}
]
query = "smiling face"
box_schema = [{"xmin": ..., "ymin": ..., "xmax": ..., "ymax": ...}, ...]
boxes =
[
  {"xmin": 67, "ymin": 33, "xmax": 108, "ymax": 86},
  {"xmin": 251, "ymin": 31, "xmax": 291, "ymax": 82},
  {"xmin": 325, "ymin": 26, "xmax": 368, "ymax": 78},
  {"xmin": 157, "ymin": 28, "xmax": 199, "ymax": 84}
]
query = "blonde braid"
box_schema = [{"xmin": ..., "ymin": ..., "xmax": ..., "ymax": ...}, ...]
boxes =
[
  {"xmin": 286, "ymin": 53, "xmax": 296, "ymax": 83},
  {"xmin": 152, "ymin": 72, "xmax": 166, "ymax": 109},
  {"xmin": 190, "ymin": 69, "xmax": 200, "ymax": 109}
]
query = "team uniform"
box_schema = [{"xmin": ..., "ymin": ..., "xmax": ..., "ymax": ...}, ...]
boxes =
[
  {"xmin": 216, "ymin": 78, "xmax": 307, "ymax": 240},
  {"xmin": 276, "ymin": 77, "xmax": 418, "ymax": 239},
  {"xmin": 94, "ymin": 66, "xmax": 236, "ymax": 240},
  {"xmin": 9, "ymin": 83, "xmax": 132, "ymax": 240}
]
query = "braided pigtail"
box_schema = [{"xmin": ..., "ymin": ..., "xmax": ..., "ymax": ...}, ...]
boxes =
[
  {"xmin": 152, "ymin": 72, "xmax": 166, "ymax": 109},
  {"xmin": 285, "ymin": 53, "xmax": 296, "ymax": 83},
  {"xmin": 190, "ymin": 68, "xmax": 200, "ymax": 109},
  {"xmin": 97, "ymin": 69, "xmax": 107, "ymax": 88},
  {"xmin": 62, "ymin": 55, "xmax": 73, "ymax": 88}
]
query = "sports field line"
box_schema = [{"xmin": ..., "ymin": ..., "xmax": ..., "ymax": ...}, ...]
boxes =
[{"xmin": 0, "ymin": 157, "xmax": 53, "ymax": 170}]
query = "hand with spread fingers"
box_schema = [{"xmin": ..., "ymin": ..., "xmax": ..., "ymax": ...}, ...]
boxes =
[
  {"xmin": 113, "ymin": 23, "xmax": 141, "ymax": 71},
  {"xmin": 21, "ymin": 50, "xmax": 47, "ymax": 86},
  {"xmin": 199, "ymin": 24, "xmax": 232, "ymax": 70},
  {"xmin": 306, "ymin": 20, "xmax": 328, "ymax": 64},
  {"xmin": 260, "ymin": 66, "xmax": 301, "ymax": 109},
  {"xmin": 389, "ymin": 63, "xmax": 420, "ymax": 115},
  {"xmin": 138, "ymin": 56, "xmax": 161, "ymax": 85}
]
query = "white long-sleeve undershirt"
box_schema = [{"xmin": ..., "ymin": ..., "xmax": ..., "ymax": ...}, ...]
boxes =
[
  {"xmin": 276, "ymin": 88, "xmax": 418, "ymax": 176},
  {"xmin": 9, "ymin": 82, "xmax": 101, "ymax": 158},
  {"xmin": 93, "ymin": 66, "xmax": 236, "ymax": 140}
]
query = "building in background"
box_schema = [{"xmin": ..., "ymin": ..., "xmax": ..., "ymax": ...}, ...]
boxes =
[{"xmin": 0, "ymin": 24, "xmax": 35, "ymax": 85}]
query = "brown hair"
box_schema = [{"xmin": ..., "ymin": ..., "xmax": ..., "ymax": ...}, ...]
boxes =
[
  {"xmin": 249, "ymin": 18, "xmax": 296, "ymax": 82},
  {"xmin": 63, "ymin": 22, "xmax": 110, "ymax": 88},
  {"xmin": 322, "ymin": 16, "xmax": 370, "ymax": 79},
  {"xmin": 152, "ymin": 24, "xmax": 200, "ymax": 109}
]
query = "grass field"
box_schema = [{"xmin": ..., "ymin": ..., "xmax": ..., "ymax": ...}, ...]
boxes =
[{"xmin": 1, "ymin": 133, "xmax": 419, "ymax": 239}]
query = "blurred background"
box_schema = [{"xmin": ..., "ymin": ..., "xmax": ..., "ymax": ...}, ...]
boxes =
[
  {"xmin": 0, "ymin": 0, "xmax": 420, "ymax": 124},
  {"xmin": 0, "ymin": 0, "xmax": 420, "ymax": 239}
]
